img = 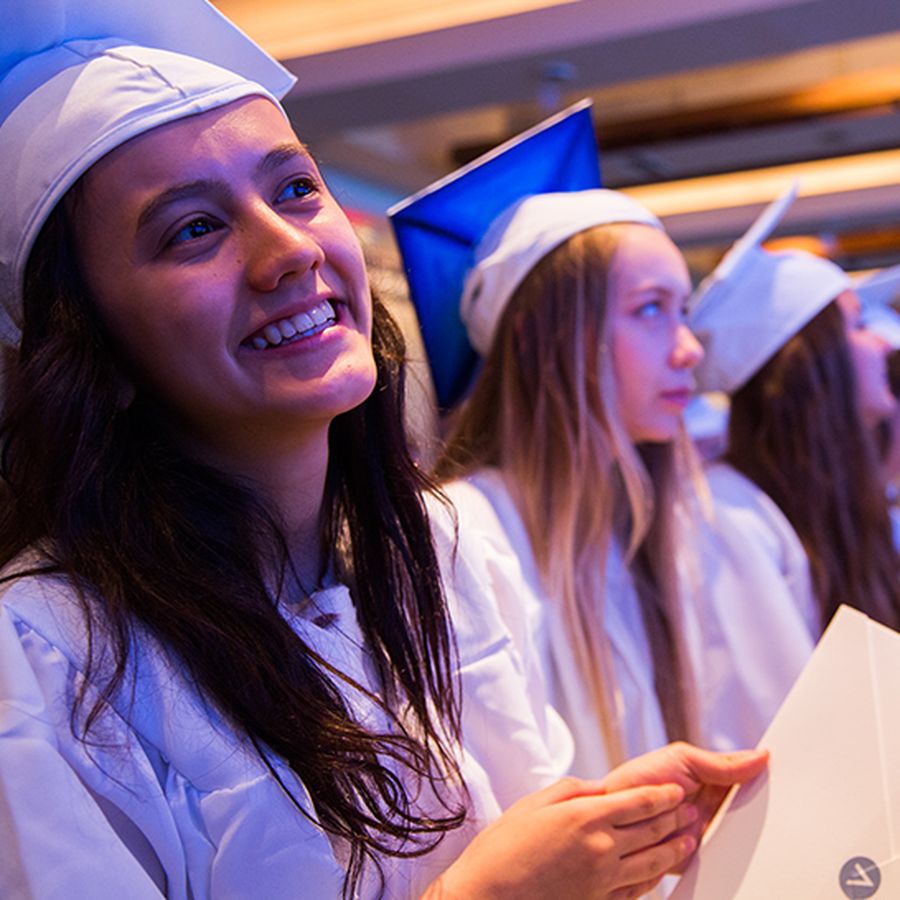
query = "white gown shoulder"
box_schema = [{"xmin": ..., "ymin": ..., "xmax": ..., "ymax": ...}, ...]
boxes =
[
  {"xmin": 443, "ymin": 470, "xmax": 669, "ymax": 779},
  {"xmin": 426, "ymin": 482, "xmax": 574, "ymax": 801},
  {"xmin": 0, "ymin": 565, "xmax": 346, "ymax": 899},
  {"xmin": 684, "ymin": 462, "xmax": 818, "ymax": 750}
]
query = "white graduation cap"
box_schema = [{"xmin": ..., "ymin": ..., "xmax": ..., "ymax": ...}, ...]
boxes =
[
  {"xmin": 462, "ymin": 190, "xmax": 661, "ymax": 359},
  {"xmin": 389, "ymin": 100, "xmax": 663, "ymax": 408},
  {"xmin": 390, "ymin": 101, "xmax": 602, "ymax": 407},
  {"xmin": 856, "ymin": 264, "xmax": 900, "ymax": 349},
  {"xmin": 689, "ymin": 182, "xmax": 851, "ymax": 395},
  {"xmin": 0, "ymin": 0, "xmax": 296, "ymax": 345}
]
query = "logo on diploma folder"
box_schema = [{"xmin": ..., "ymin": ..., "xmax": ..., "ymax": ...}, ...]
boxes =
[
  {"xmin": 669, "ymin": 607, "xmax": 900, "ymax": 899},
  {"xmin": 840, "ymin": 857, "xmax": 881, "ymax": 898}
]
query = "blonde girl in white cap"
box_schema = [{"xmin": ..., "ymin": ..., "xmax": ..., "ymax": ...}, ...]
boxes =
[
  {"xmin": 394, "ymin": 134, "xmax": 707, "ymax": 782},
  {"xmin": 686, "ymin": 186, "xmax": 900, "ymax": 749},
  {"xmin": 0, "ymin": 2, "xmax": 768, "ymax": 898}
]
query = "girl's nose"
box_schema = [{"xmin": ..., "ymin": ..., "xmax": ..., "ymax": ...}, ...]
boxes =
[
  {"xmin": 243, "ymin": 203, "xmax": 325, "ymax": 293},
  {"xmin": 672, "ymin": 322, "xmax": 705, "ymax": 369}
]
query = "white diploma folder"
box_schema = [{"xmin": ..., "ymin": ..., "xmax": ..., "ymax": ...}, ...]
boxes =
[{"xmin": 672, "ymin": 605, "xmax": 900, "ymax": 899}]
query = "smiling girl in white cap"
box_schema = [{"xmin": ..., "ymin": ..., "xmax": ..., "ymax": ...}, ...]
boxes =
[{"xmin": 0, "ymin": 2, "xmax": 767, "ymax": 897}]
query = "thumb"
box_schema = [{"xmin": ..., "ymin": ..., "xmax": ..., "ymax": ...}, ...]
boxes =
[
  {"xmin": 504, "ymin": 776, "xmax": 609, "ymax": 816},
  {"xmin": 682, "ymin": 746, "xmax": 769, "ymax": 786}
]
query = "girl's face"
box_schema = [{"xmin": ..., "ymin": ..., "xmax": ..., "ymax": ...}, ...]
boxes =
[
  {"xmin": 606, "ymin": 225, "xmax": 703, "ymax": 444},
  {"xmin": 838, "ymin": 291, "xmax": 896, "ymax": 427},
  {"xmin": 72, "ymin": 97, "xmax": 376, "ymax": 461}
]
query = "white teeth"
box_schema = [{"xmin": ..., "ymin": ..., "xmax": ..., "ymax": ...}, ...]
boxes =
[
  {"xmin": 292, "ymin": 311, "xmax": 314, "ymax": 332},
  {"xmin": 249, "ymin": 299, "xmax": 338, "ymax": 349},
  {"xmin": 263, "ymin": 323, "xmax": 283, "ymax": 345}
]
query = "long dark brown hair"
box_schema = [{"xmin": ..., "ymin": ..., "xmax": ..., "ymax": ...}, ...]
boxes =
[
  {"xmin": 726, "ymin": 300, "xmax": 900, "ymax": 633},
  {"xmin": 436, "ymin": 225, "xmax": 698, "ymax": 765},
  {"xmin": 0, "ymin": 193, "xmax": 466, "ymax": 896}
]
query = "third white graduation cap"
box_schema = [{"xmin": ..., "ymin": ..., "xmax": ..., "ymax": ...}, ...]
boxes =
[
  {"xmin": 689, "ymin": 183, "xmax": 851, "ymax": 395},
  {"xmin": 856, "ymin": 264, "xmax": 900, "ymax": 349}
]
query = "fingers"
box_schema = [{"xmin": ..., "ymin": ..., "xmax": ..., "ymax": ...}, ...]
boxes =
[
  {"xmin": 663, "ymin": 742, "xmax": 769, "ymax": 787},
  {"xmin": 603, "ymin": 783, "xmax": 685, "ymax": 827},
  {"xmin": 554, "ymin": 784, "xmax": 696, "ymax": 866},
  {"xmin": 672, "ymin": 799, "xmax": 701, "ymax": 833},
  {"xmin": 613, "ymin": 831, "xmax": 697, "ymax": 895},
  {"xmin": 472, "ymin": 778, "xmax": 701, "ymax": 899},
  {"xmin": 670, "ymin": 742, "xmax": 769, "ymax": 786},
  {"xmin": 504, "ymin": 775, "xmax": 608, "ymax": 816},
  {"xmin": 595, "ymin": 742, "xmax": 766, "ymax": 801},
  {"xmin": 611, "ymin": 795, "xmax": 699, "ymax": 858}
]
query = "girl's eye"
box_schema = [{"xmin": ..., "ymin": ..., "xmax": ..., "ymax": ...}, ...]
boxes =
[
  {"xmin": 635, "ymin": 300, "xmax": 663, "ymax": 319},
  {"xmin": 276, "ymin": 177, "xmax": 317, "ymax": 203},
  {"xmin": 169, "ymin": 218, "xmax": 218, "ymax": 246}
]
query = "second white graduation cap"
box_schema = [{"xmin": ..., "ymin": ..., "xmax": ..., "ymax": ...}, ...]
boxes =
[
  {"xmin": 689, "ymin": 183, "xmax": 851, "ymax": 395},
  {"xmin": 388, "ymin": 100, "xmax": 604, "ymax": 408}
]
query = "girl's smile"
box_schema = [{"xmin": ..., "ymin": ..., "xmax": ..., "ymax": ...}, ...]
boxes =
[
  {"xmin": 73, "ymin": 97, "xmax": 377, "ymax": 463},
  {"xmin": 243, "ymin": 297, "xmax": 339, "ymax": 350}
]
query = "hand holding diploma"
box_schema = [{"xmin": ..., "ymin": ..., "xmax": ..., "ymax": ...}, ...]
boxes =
[
  {"xmin": 425, "ymin": 746, "xmax": 767, "ymax": 899},
  {"xmin": 598, "ymin": 743, "xmax": 770, "ymax": 858},
  {"xmin": 672, "ymin": 606, "xmax": 900, "ymax": 898}
]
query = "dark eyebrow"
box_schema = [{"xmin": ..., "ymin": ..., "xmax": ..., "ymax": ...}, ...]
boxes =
[
  {"xmin": 136, "ymin": 179, "xmax": 219, "ymax": 232},
  {"xmin": 136, "ymin": 143, "xmax": 315, "ymax": 232},
  {"xmin": 258, "ymin": 142, "xmax": 312, "ymax": 175}
]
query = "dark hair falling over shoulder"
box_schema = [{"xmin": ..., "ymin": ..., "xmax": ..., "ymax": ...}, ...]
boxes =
[
  {"xmin": 0, "ymin": 198, "xmax": 465, "ymax": 898},
  {"xmin": 727, "ymin": 301, "xmax": 900, "ymax": 633}
]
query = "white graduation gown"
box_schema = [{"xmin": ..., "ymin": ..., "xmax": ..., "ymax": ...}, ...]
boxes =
[
  {"xmin": 0, "ymin": 495, "xmax": 564, "ymax": 899},
  {"xmin": 684, "ymin": 462, "xmax": 819, "ymax": 751},
  {"xmin": 444, "ymin": 469, "xmax": 669, "ymax": 780}
]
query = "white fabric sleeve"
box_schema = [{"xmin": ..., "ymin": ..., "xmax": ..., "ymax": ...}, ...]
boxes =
[
  {"xmin": 684, "ymin": 465, "xmax": 817, "ymax": 751},
  {"xmin": 427, "ymin": 486, "xmax": 573, "ymax": 811},
  {"xmin": 0, "ymin": 603, "xmax": 167, "ymax": 899}
]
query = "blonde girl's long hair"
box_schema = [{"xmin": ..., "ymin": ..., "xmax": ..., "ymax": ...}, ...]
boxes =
[{"xmin": 436, "ymin": 225, "xmax": 699, "ymax": 766}]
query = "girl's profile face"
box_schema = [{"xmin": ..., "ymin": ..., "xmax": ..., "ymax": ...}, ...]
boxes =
[
  {"xmin": 838, "ymin": 291, "xmax": 896, "ymax": 427},
  {"xmin": 606, "ymin": 225, "xmax": 703, "ymax": 443},
  {"xmin": 72, "ymin": 96, "xmax": 376, "ymax": 462}
]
